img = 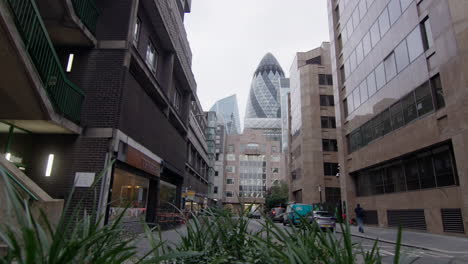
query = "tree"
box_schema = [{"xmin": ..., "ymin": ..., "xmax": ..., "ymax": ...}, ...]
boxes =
[{"xmin": 264, "ymin": 181, "xmax": 288, "ymax": 212}]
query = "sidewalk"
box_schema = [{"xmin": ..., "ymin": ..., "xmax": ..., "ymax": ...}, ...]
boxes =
[
  {"xmin": 134, "ymin": 224, "xmax": 187, "ymax": 257},
  {"xmin": 338, "ymin": 225, "xmax": 468, "ymax": 254}
]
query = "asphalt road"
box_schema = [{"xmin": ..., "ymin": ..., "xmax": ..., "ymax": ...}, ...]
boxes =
[{"xmin": 248, "ymin": 219, "xmax": 468, "ymax": 264}]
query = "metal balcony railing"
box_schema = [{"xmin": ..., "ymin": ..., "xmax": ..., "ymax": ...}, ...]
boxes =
[
  {"xmin": 71, "ymin": 0, "xmax": 98, "ymax": 34},
  {"xmin": 6, "ymin": 0, "xmax": 85, "ymax": 123}
]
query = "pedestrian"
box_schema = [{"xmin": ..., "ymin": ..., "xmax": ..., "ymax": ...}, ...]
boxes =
[{"xmin": 354, "ymin": 204, "xmax": 365, "ymax": 233}]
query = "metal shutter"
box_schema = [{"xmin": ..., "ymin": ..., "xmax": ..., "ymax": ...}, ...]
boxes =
[
  {"xmin": 387, "ymin": 209, "xmax": 427, "ymax": 230},
  {"xmin": 441, "ymin": 209, "xmax": 465, "ymax": 234},
  {"xmin": 363, "ymin": 210, "xmax": 378, "ymax": 225}
]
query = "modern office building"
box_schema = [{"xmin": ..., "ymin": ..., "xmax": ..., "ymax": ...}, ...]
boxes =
[
  {"xmin": 206, "ymin": 112, "xmax": 228, "ymax": 205},
  {"xmin": 328, "ymin": 0, "xmax": 468, "ymax": 235},
  {"xmin": 0, "ymin": 0, "xmax": 199, "ymax": 230},
  {"xmin": 288, "ymin": 43, "xmax": 341, "ymax": 206},
  {"xmin": 223, "ymin": 129, "xmax": 284, "ymax": 210},
  {"xmin": 210, "ymin": 94, "xmax": 241, "ymax": 134},
  {"xmin": 184, "ymin": 98, "xmax": 212, "ymax": 211},
  {"xmin": 244, "ymin": 53, "xmax": 284, "ymax": 142}
]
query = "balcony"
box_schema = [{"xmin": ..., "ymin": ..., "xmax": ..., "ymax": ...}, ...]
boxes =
[
  {"xmin": 0, "ymin": 0, "xmax": 84, "ymax": 133},
  {"xmin": 36, "ymin": 0, "xmax": 98, "ymax": 46}
]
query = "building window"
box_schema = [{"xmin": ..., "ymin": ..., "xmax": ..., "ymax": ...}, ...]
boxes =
[
  {"xmin": 321, "ymin": 116, "xmax": 336, "ymax": 129},
  {"xmin": 324, "ymin": 162, "xmax": 339, "ymax": 176},
  {"xmin": 421, "ymin": 17, "xmax": 434, "ymax": 51},
  {"xmin": 215, "ymin": 153, "xmax": 220, "ymax": 161},
  {"xmin": 387, "ymin": 0, "xmax": 402, "ymax": 25},
  {"xmin": 272, "ymin": 168, "xmax": 279, "ymax": 173},
  {"xmin": 227, "ymin": 145, "xmax": 234, "ymax": 153},
  {"xmin": 215, "ymin": 171, "xmax": 219, "ymax": 176},
  {"xmin": 320, "ymin": 95, "xmax": 335, "ymax": 107},
  {"xmin": 375, "ymin": 62, "xmax": 386, "ymax": 90},
  {"xmin": 407, "ymin": 26, "xmax": 424, "ymax": 62},
  {"xmin": 395, "ymin": 39, "xmax": 410, "ymax": 73},
  {"xmin": 340, "ymin": 66, "xmax": 346, "ymax": 83},
  {"xmin": 225, "ymin": 191, "xmax": 233, "ymax": 197},
  {"xmin": 146, "ymin": 41, "xmax": 157, "ymax": 71},
  {"xmin": 271, "ymin": 146, "xmax": 278, "ymax": 153},
  {"xmin": 430, "ymin": 74, "xmax": 445, "ymax": 109},
  {"xmin": 319, "ymin": 74, "xmax": 333, "ymax": 85},
  {"xmin": 306, "ymin": 56, "xmax": 322, "ymax": 65},
  {"xmin": 271, "ymin": 155, "xmax": 281, "ymax": 162},
  {"xmin": 226, "ymin": 154, "xmax": 236, "ymax": 161},
  {"xmin": 378, "ymin": 8, "xmax": 390, "ymax": 37},
  {"xmin": 173, "ymin": 89, "xmax": 182, "ymax": 112},
  {"xmin": 226, "ymin": 166, "xmax": 235, "ymax": 173},
  {"xmin": 226, "ymin": 178, "xmax": 234, "ymax": 184},
  {"xmin": 133, "ymin": 18, "xmax": 141, "ymax": 46},
  {"xmin": 384, "ymin": 52, "xmax": 397, "ymax": 81},
  {"xmin": 214, "ymin": 186, "xmax": 218, "ymax": 194},
  {"xmin": 355, "ymin": 142, "xmax": 458, "ymax": 196},
  {"xmin": 414, "ymin": 82, "xmax": 434, "ymax": 117},
  {"xmin": 343, "ymin": 99, "xmax": 349, "ymax": 117},
  {"xmin": 322, "ymin": 139, "xmax": 338, "ymax": 152},
  {"xmin": 366, "ymin": 71, "xmax": 377, "ymax": 96},
  {"xmin": 363, "ymin": 32, "xmax": 371, "ymax": 56},
  {"xmin": 325, "ymin": 187, "xmax": 341, "ymax": 204}
]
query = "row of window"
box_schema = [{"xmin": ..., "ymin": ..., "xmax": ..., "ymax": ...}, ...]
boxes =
[
  {"xmin": 354, "ymin": 143, "xmax": 458, "ymax": 197},
  {"xmin": 343, "ymin": 23, "xmax": 431, "ymax": 116},
  {"xmin": 348, "ymin": 75, "xmax": 445, "ymax": 153},
  {"xmin": 321, "ymin": 116, "xmax": 337, "ymax": 129},
  {"xmin": 319, "ymin": 74, "xmax": 333, "ymax": 86},
  {"xmin": 226, "ymin": 154, "xmax": 281, "ymax": 162},
  {"xmin": 227, "ymin": 144, "xmax": 279, "ymax": 153},
  {"xmin": 340, "ymin": 0, "xmax": 413, "ymax": 75},
  {"xmin": 323, "ymin": 139, "xmax": 338, "ymax": 152}
]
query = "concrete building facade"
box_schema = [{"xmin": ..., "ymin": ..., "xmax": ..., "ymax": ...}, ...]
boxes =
[
  {"xmin": 223, "ymin": 129, "xmax": 284, "ymax": 210},
  {"xmin": 288, "ymin": 43, "xmax": 341, "ymax": 207},
  {"xmin": 328, "ymin": 0, "xmax": 468, "ymax": 235},
  {"xmin": 0, "ymin": 0, "xmax": 201, "ymax": 229}
]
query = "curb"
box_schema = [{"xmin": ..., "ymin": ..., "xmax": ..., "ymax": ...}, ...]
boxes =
[{"xmin": 337, "ymin": 231, "xmax": 468, "ymax": 254}]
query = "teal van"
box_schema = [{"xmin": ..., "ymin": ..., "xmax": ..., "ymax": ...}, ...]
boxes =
[{"xmin": 283, "ymin": 203, "xmax": 313, "ymax": 225}]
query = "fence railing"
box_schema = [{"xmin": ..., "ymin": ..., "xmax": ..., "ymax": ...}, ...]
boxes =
[
  {"xmin": 6, "ymin": 0, "xmax": 85, "ymax": 123},
  {"xmin": 71, "ymin": 0, "xmax": 98, "ymax": 34}
]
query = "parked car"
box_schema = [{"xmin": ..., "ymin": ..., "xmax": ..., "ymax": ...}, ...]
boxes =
[
  {"xmin": 269, "ymin": 207, "xmax": 285, "ymax": 222},
  {"xmin": 309, "ymin": 211, "xmax": 336, "ymax": 231},
  {"xmin": 283, "ymin": 203, "xmax": 313, "ymax": 226}
]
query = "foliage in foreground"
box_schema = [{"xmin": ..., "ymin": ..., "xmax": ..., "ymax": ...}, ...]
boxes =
[{"xmin": 0, "ymin": 168, "xmax": 413, "ymax": 264}]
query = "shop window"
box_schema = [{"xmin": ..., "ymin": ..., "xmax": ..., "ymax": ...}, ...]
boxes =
[
  {"xmin": 378, "ymin": 8, "xmax": 390, "ymax": 37},
  {"xmin": 375, "ymin": 62, "xmax": 386, "ymax": 90},
  {"xmin": 395, "ymin": 39, "xmax": 410, "ymax": 73},
  {"xmin": 430, "ymin": 74, "xmax": 445, "ymax": 109},
  {"xmin": 388, "ymin": 0, "xmax": 402, "ymax": 25},
  {"xmin": 109, "ymin": 168, "xmax": 150, "ymax": 223},
  {"xmin": 407, "ymin": 26, "xmax": 424, "ymax": 62},
  {"xmin": 414, "ymin": 82, "xmax": 434, "ymax": 116}
]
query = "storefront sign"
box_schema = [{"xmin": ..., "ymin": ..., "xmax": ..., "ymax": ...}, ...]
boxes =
[
  {"xmin": 74, "ymin": 172, "xmax": 96, "ymax": 187},
  {"xmin": 126, "ymin": 146, "xmax": 161, "ymax": 177}
]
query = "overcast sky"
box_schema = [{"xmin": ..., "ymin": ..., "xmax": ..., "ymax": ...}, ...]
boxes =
[{"xmin": 185, "ymin": 0, "xmax": 330, "ymax": 129}]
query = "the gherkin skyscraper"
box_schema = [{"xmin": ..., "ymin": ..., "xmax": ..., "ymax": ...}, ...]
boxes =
[{"xmin": 244, "ymin": 53, "xmax": 284, "ymax": 140}]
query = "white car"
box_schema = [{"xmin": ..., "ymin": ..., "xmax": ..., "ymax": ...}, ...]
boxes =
[{"xmin": 309, "ymin": 211, "xmax": 336, "ymax": 231}]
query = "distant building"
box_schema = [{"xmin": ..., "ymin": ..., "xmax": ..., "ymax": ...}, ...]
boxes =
[
  {"xmin": 210, "ymin": 95, "xmax": 241, "ymax": 134},
  {"xmin": 279, "ymin": 78, "xmax": 290, "ymax": 153},
  {"xmin": 244, "ymin": 53, "xmax": 284, "ymax": 142},
  {"xmin": 329, "ymin": 0, "xmax": 468, "ymax": 235},
  {"xmin": 288, "ymin": 43, "xmax": 340, "ymax": 206},
  {"xmin": 223, "ymin": 129, "xmax": 284, "ymax": 210}
]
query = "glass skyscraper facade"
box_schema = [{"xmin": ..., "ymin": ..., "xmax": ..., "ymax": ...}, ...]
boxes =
[
  {"xmin": 244, "ymin": 53, "xmax": 284, "ymax": 132},
  {"xmin": 210, "ymin": 94, "xmax": 241, "ymax": 134}
]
